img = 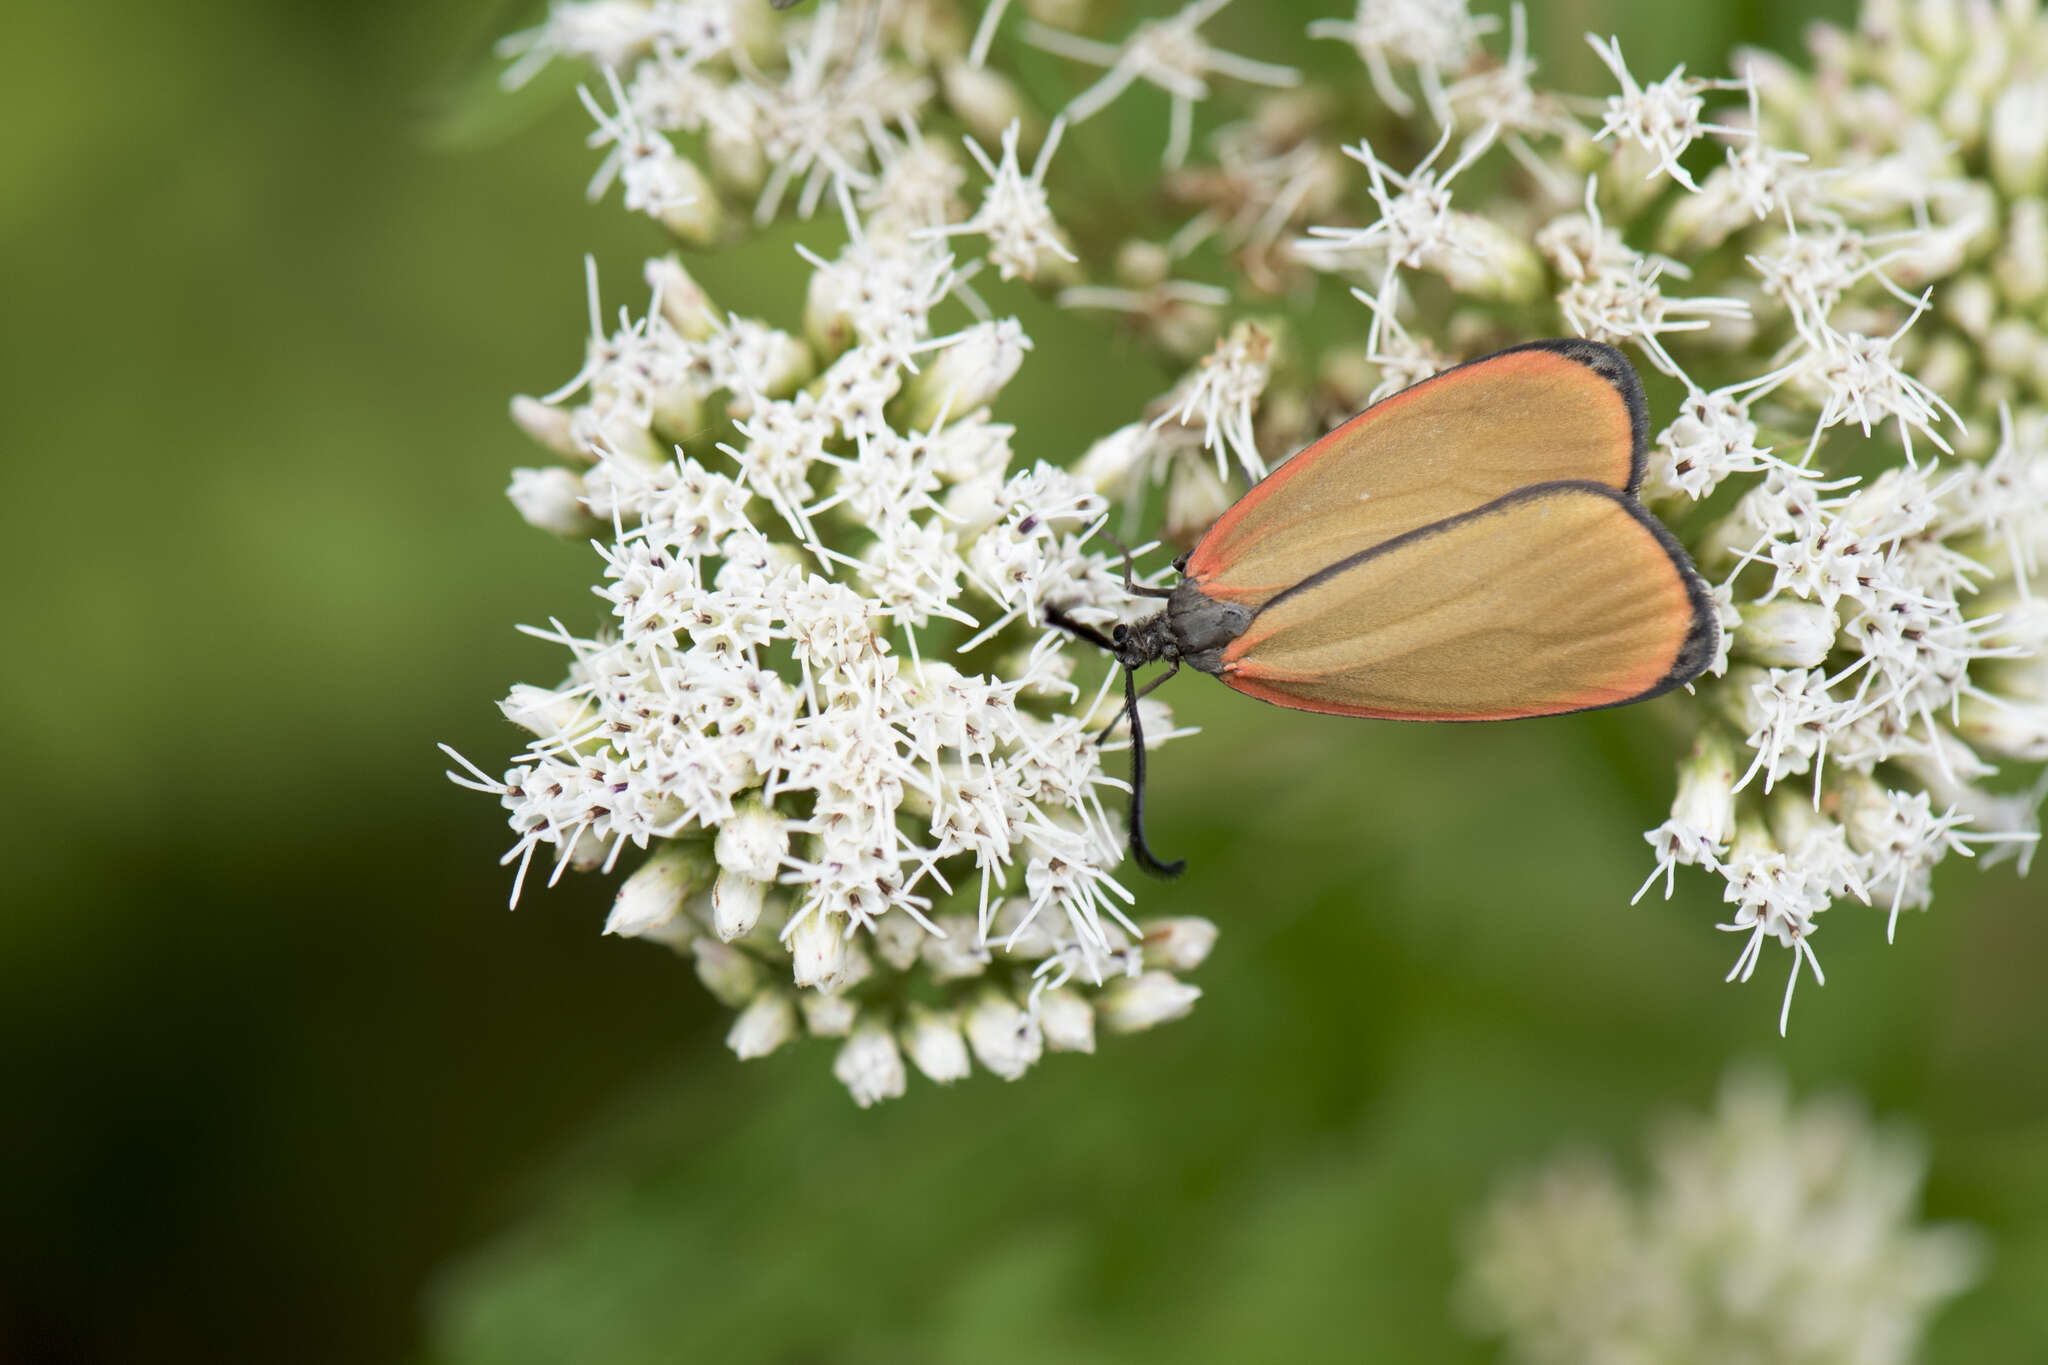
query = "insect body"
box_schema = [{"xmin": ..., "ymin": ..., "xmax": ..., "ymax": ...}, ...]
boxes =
[{"xmin": 1059, "ymin": 339, "xmax": 1718, "ymax": 875}]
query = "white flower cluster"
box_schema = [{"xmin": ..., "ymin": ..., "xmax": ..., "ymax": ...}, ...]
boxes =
[
  {"xmin": 1280, "ymin": 4, "xmax": 2046, "ymax": 1032},
  {"xmin": 1459, "ymin": 1071, "xmax": 1983, "ymax": 1365},
  {"xmin": 453, "ymin": 0, "xmax": 1246, "ymax": 1103},
  {"xmin": 463, "ymin": 0, "xmax": 2048, "ymax": 1080}
]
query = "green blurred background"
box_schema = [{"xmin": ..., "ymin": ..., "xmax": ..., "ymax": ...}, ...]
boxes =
[{"xmin": 8, "ymin": 0, "xmax": 2047, "ymax": 1361}]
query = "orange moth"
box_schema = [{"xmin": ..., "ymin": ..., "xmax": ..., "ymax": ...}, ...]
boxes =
[{"xmin": 1050, "ymin": 339, "xmax": 1718, "ymax": 875}]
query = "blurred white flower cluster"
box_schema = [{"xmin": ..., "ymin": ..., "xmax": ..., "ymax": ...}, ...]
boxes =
[
  {"xmin": 455, "ymin": 0, "xmax": 2048, "ymax": 1093},
  {"xmin": 1459, "ymin": 1071, "xmax": 1983, "ymax": 1365}
]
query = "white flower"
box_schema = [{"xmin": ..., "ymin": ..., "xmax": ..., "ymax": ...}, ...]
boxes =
[
  {"xmin": 1461, "ymin": 1072, "xmax": 1984, "ymax": 1363},
  {"xmin": 1024, "ymin": 0, "xmax": 1300, "ymax": 168},
  {"xmin": 1585, "ymin": 33, "xmax": 1744, "ymax": 190},
  {"xmin": 1299, "ymin": 123, "xmax": 1501, "ymax": 297},
  {"xmin": 1308, "ymin": 0, "xmax": 1498, "ymax": 116},
  {"xmin": 1149, "ymin": 321, "xmax": 1275, "ymax": 479},
  {"xmin": 928, "ymin": 117, "xmax": 1076, "ymax": 282}
]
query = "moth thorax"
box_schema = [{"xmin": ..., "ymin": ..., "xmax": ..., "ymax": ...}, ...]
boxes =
[{"xmin": 1166, "ymin": 580, "xmax": 1252, "ymax": 676}]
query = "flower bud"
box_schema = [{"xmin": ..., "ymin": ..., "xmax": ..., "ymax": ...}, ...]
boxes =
[
  {"xmin": 706, "ymin": 121, "xmax": 765, "ymax": 197},
  {"xmin": 712, "ymin": 870, "xmax": 768, "ymax": 941},
  {"xmin": 800, "ymin": 990, "xmax": 858, "ymax": 1037},
  {"xmin": 1958, "ymin": 693, "xmax": 2048, "ymax": 760},
  {"xmin": 899, "ymin": 319, "xmax": 1030, "ymax": 430},
  {"xmin": 507, "ymin": 467, "xmax": 599, "ymax": 537},
  {"xmin": 570, "ymin": 402, "xmax": 664, "ymax": 466},
  {"xmin": 1036, "ymin": 988, "xmax": 1096, "ymax": 1053},
  {"xmin": 834, "ymin": 1022, "xmax": 908, "ymax": 1107},
  {"xmin": 989, "ymin": 899, "xmax": 1058, "ymax": 959},
  {"xmin": 1116, "ymin": 239, "xmax": 1173, "ymax": 289},
  {"xmin": 921, "ymin": 914, "xmax": 992, "ymax": 980},
  {"xmin": 510, "ymin": 395, "xmax": 583, "ymax": 458},
  {"xmin": 1991, "ymin": 80, "xmax": 2048, "ymax": 197},
  {"xmin": 692, "ymin": 939, "xmax": 766, "ymax": 1009},
  {"xmin": 1434, "ymin": 214, "xmax": 1545, "ymax": 302},
  {"xmin": 1734, "ymin": 599, "xmax": 1839, "ymax": 668},
  {"xmin": 726, "ymin": 991, "xmax": 799, "ymax": 1059},
  {"xmin": 964, "ymin": 988, "xmax": 1043, "ymax": 1080},
  {"xmin": 647, "ymin": 380, "xmax": 704, "ymax": 448},
  {"xmin": 645, "ymin": 255, "xmax": 719, "ymax": 340},
  {"xmin": 1076, "ymin": 423, "xmax": 1154, "ymax": 500},
  {"xmin": 647, "ymin": 154, "xmax": 722, "ymax": 246},
  {"xmin": 1997, "ymin": 199, "xmax": 2048, "ymax": 311},
  {"xmin": 871, "ymin": 911, "xmax": 926, "ymax": 971},
  {"xmin": 715, "ymin": 793, "xmax": 788, "ymax": 881},
  {"xmin": 941, "ymin": 61, "xmax": 1037, "ymax": 150},
  {"xmin": 1140, "ymin": 917, "xmax": 1218, "ymax": 972},
  {"xmin": 900, "ymin": 1004, "xmax": 973, "ymax": 1082},
  {"xmin": 1671, "ymin": 736, "xmax": 1739, "ymax": 850},
  {"xmin": 1099, "ymin": 971, "xmax": 1201, "ymax": 1032},
  {"xmin": 789, "ymin": 907, "xmax": 850, "ymax": 989},
  {"xmin": 1163, "ymin": 457, "xmax": 1236, "ymax": 548},
  {"xmin": 498, "ymin": 683, "xmax": 589, "ymax": 741},
  {"xmin": 605, "ymin": 840, "xmax": 715, "ymax": 939}
]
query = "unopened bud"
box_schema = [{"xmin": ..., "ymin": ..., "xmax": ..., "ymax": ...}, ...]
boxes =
[
  {"xmin": 510, "ymin": 395, "xmax": 583, "ymax": 458},
  {"xmin": 964, "ymin": 989, "xmax": 1043, "ymax": 1080},
  {"xmin": 605, "ymin": 840, "xmax": 714, "ymax": 939},
  {"xmin": 921, "ymin": 913, "xmax": 992, "ymax": 980},
  {"xmin": 1435, "ymin": 214, "xmax": 1545, "ymax": 301},
  {"xmin": 1140, "ymin": 917, "xmax": 1218, "ymax": 972},
  {"xmin": 706, "ymin": 121, "xmax": 765, "ymax": 196},
  {"xmin": 692, "ymin": 939, "xmax": 766, "ymax": 1009},
  {"xmin": 1099, "ymin": 971, "xmax": 1201, "ymax": 1032},
  {"xmin": 1672, "ymin": 736, "xmax": 1739, "ymax": 850},
  {"xmin": 507, "ymin": 467, "xmax": 598, "ymax": 537},
  {"xmin": 900, "ymin": 1004, "xmax": 972, "ymax": 1082},
  {"xmin": 499, "ymin": 683, "xmax": 589, "ymax": 741},
  {"xmin": 715, "ymin": 794, "xmax": 788, "ymax": 881},
  {"xmin": 712, "ymin": 870, "xmax": 768, "ymax": 941},
  {"xmin": 1991, "ymin": 80, "xmax": 2048, "ymax": 197},
  {"xmin": 645, "ymin": 255, "xmax": 719, "ymax": 339},
  {"xmin": 799, "ymin": 990, "xmax": 858, "ymax": 1037},
  {"xmin": 833, "ymin": 1023, "xmax": 908, "ymax": 1108},
  {"xmin": 1036, "ymin": 988, "xmax": 1096, "ymax": 1053},
  {"xmin": 1734, "ymin": 599, "xmax": 1838, "ymax": 668},
  {"xmin": 871, "ymin": 912, "xmax": 926, "ymax": 971},
  {"xmin": 1959, "ymin": 693, "xmax": 2048, "ymax": 760},
  {"xmin": 899, "ymin": 318, "xmax": 1030, "ymax": 430},
  {"xmin": 941, "ymin": 61, "xmax": 1036, "ymax": 149},
  {"xmin": 1076, "ymin": 423, "xmax": 1154, "ymax": 500},
  {"xmin": 726, "ymin": 991, "xmax": 799, "ymax": 1059},
  {"xmin": 1164, "ymin": 457, "xmax": 1236, "ymax": 547},
  {"xmin": 789, "ymin": 907, "xmax": 850, "ymax": 990}
]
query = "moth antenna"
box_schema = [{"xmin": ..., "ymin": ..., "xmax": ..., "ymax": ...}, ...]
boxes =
[
  {"xmin": 1043, "ymin": 601, "xmax": 1117, "ymax": 652},
  {"xmin": 1093, "ymin": 527, "xmax": 1177, "ymax": 600},
  {"xmin": 1122, "ymin": 666, "xmax": 1185, "ymax": 879}
]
